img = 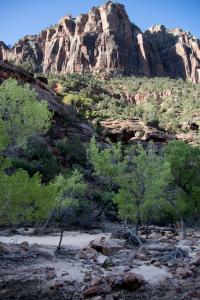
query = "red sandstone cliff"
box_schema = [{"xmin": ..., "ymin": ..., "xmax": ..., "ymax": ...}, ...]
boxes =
[{"xmin": 0, "ymin": 2, "xmax": 200, "ymax": 82}]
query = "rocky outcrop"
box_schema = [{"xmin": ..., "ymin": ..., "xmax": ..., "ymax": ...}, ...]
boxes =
[
  {"xmin": 99, "ymin": 118, "xmax": 174, "ymax": 144},
  {"xmin": 0, "ymin": 1, "xmax": 200, "ymax": 82},
  {"xmin": 0, "ymin": 42, "xmax": 9, "ymax": 61},
  {"xmin": 0, "ymin": 61, "xmax": 65, "ymax": 114},
  {"xmin": 144, "ymin": 25, "xmax": 200, "ymax": 83}
]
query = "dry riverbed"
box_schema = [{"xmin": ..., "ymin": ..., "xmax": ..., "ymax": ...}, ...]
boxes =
[{"xmin": 0, "ymin": 226, "xmax": 200, "ymax": 299}]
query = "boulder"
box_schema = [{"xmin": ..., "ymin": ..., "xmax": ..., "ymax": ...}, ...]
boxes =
[
  {"xmin": 0, "ymin": 242, "xmax": 9, "ymax": 254},
  {"xmin": 176, "ymin": 267, "xmax": 192, "ymax": 278},
  {"xmin": 90, "ymin": 237, "xmax": 126, "ymax": 256},
  {"xmin": 149, "ymin": 232, "xmax": 162, "ymax": 240},
  {"xmin": 137, "ymin": 246, "xmax": 150, "ymax": 256},
  {"xmin": 191, "ymin": 256, "xmax": 200, "ymax": 266},
  {"xmin": 82, "ymin": 283, "xmax": 112, "ymax": 298},
  {"xmin": 121, "ymin": 272, "xmax": 145, "ymax": 291},
  {"xmin": 148, "ymin": 243, "xmax": 176, "ymax": 252},
  {"xmin": 20, "ymin": 241, "xmax": 29, "ymax": 251},
  {"xmin": 179, "ymin": 239, "xmax": 194, "ymax": 247},
  {"xmin": 76, "ymin": 247, "xmax": 97, "ymax": 260}
]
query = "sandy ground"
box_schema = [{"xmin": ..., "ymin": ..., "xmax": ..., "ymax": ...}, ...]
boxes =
[
  {"xmin": 0, "ymin": 231, "xmax": 110, "ymax": 248},
  {"xmin": 0, "ymin": 231, "xmax": 172, "ymax": 285}
]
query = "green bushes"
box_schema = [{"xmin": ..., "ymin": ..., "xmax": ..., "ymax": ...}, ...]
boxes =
[
  {"xmin": 63, "ymin": 92, "xmax": 95, "ymax": 117},
  {"xmin": 56, "ymin": 136, "xmax": 87, "ymax": 168},
  {"xmin": 53, "ymin": 73, "xmax": 200, "ymax": 135},
  {"xmin": 12, "ymin": 138, "xmax": 62, "ymax": 181}
]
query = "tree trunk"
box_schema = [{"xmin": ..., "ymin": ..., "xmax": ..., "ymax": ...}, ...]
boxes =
[
  {"xmin": 57, "ymin": 227, "xmax": 64, "ymax": 250},
  {"xmin": 179, "ymin": 216, "xmax": 186, "ymax": 239},
  {"xmin": 43, "ymin": 210, "xmax": 54, "ymax": 230},
  {"xmin": 166, "ymin": 198, "xmax": 186, "ymax": 239},
  {"xmin": 123, "ymin": 221, "xmax": 143, "ymax": 246},
  {"xmin": 145, "ymin": 214, "xmax": 150, "ymax": 239}
]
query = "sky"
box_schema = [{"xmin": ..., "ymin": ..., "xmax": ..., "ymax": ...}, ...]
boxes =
[{"xmin": 0, "ymin": 0, "xmax": 199, "ymax": 46}]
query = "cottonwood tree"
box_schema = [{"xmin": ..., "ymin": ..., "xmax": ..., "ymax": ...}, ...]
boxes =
[
  {"xmin": 165, "ymin": 140, "xmax": 200, "ymax": 229},
  {"xmin": 113, "ymin": 145, "xmax": 171, "ymax": 236},
  {"xmin": 89, "ymin": 138, "xmax": 171, "ymax": 241},
  {"xmin": 53, "ymin": 170, "xmax": 86, "ymax": 250}
]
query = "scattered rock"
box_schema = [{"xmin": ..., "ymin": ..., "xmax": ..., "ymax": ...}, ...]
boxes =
[
  {"xmin": 90, "ymin": 278, "xmax": 102, "ymax": 287},
  {"xmin": 153, "ymin": 261, "xmax": 161, "ymax": 267},
  {"xmin": 179, "ymin": 240, "xmax": 194, "ymax": 247},
  {"xmin": 191, "ymin": 256, "xmax": 200, "ymax": 266},
  {"xmin": 137, "ymin": 246, "xmax": 150, "ymax": 256},
  {"xmin": 149, "ymin": 232, "xmax": 161, "ymax": 240},
  {"xmin": 148, "ymin": 243, "xmax": 176, "ymax": 252},
  {"xmin": 105, "ymin": 294, "xmax": 115, "ymax": 300},
  {"xmin": 176, "ymin": 267, "xmax": 192, "ymax": 278},
  {"xmin": 120, "ymin": 272, "xmax": 145, "ymax": 291},
  {"xmin": 136, "ymin": 253, "xmax": 148, "ymax": 261},
  {"xmin": 20, "ymin": 241, "xmax": 29, "ymax": 251},
  {"xmin": 50, "ymin": 280, "xmax": 65, "ymax": 289},
  {"xmin": 76, "ymin": 247, "xmax": 98, "ymax": 260},
  {"xmin": 136, "ymin": 246, "xmax": 150, "ymax": 260},
  {"xmin": 0, "ymin": 242, "xmax": 9, "ymax": 254},
  {"xmin": 90, "ymin": 237, "xmax": 126, "ymax": 256},
  {"xmin": 82, "ymin": 283, "xmax": 112, "ymax": 298},
  {"xmin": 45, "ymin": 268, "xmax": 56, "ymax": 280}
]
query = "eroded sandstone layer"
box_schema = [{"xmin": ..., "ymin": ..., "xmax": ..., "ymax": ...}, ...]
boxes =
[{"xmin": 0, "ymin": 1, "xmax": 200, "ymax": 82}]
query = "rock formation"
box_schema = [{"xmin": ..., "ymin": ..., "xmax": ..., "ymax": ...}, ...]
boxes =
[
  {"xmin": 0, "ymin": 1, "xmax": 200, "ymax": 83},
  {"xmin": 0, "ymin": 61, "xmax": 65, "ymax": 114}
]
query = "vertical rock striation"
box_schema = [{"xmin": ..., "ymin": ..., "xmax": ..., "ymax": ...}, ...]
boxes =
[{"xmin": 0, "ymin": 1, "xmax": 200, "ymax": 82}]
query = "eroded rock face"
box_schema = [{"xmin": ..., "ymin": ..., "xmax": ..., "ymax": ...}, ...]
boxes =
[
  {"xmin": 0, "ymin": 42, "xmax": 9, "ymax": 61},
  {"xmin": 0, "ymin": 1, "xmax": 200, "ymax": 82},
  {"xmin": 0, "ymin": 61, "xmax": 65, "ymax": 114},
  {"xmin": 99, "ymin": 118, "xmax": 174, "ymax": 144},
  {"xmin": 144, "ymin": 25, "xmax": 200, "ymax": 83}
]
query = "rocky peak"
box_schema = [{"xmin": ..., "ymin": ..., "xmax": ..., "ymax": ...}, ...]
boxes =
[
  {"xmin": 0, "ymin": 41, "xmax": 9, "ymax": 61},
  {"xmin": 148, "ymin": 24, "xmax": 166, "ymax": 34},
  {"xmin": 0, "ymin": 2, "xmax": 200, "ymax": 82}
]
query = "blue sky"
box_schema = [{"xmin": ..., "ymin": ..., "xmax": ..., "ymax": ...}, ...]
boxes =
[{"xmin": 0, "ymin": 0, "xmax": 199, "ymax": 46}]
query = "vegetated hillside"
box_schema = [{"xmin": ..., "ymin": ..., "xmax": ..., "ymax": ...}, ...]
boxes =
[
  {"xmin": 48, "ymin": 73, "xmax": 200, "ymax": 145},
  {"xmin": 1, "ymin": 64, "xmax": 200, "ymax": 299},
  {"xmin": 0, "ymin": 1, "xmax": 200, "ymax": 82},
  {"xmin": 0, "ymin": 60, "xmax": 200, "ymax": 229}
]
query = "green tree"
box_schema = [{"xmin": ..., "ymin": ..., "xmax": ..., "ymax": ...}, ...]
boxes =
[
  {"xmin": 0, "ymin": 119, "xmax": 8, "ymax": 151},
  {"xmin": 113, "ymin": 145, "xmax": 171, "ymax": 235},
  {"xmin": 0, "ymin": 170, "xmax": 56, "ymax": 226},
  {"xmin": 53, "ymin": 170, "xmax": 87, "ymax": 250},
  {"xmin": 0, "ymin": 78, "xmax": 52, "ymax": 148},
  {"xmin": 165, "ymin": 140, "xmax": 200, "ymax": 222},
  {"xmin": 89, "ymin": 138, "xmax": 171, "ymax": 240}
]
